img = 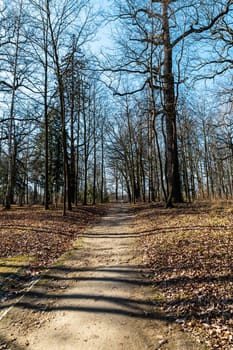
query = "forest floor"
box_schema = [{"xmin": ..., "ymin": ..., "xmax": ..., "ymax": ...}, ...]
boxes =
[
  {"xmin": 133, "ymin": 201, "xmax": 233, "ymax": 350},
  {"xmin": 0, "ymin": 202, "xmax": 232, "ymax": 349}
]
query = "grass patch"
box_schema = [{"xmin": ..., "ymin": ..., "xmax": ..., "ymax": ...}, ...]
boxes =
[
  {"xmin": 0, "ymin": 255, "xmax": 36, "ymax": 298},
  {"xmin": 0, "ymin": 255, "xmax": 34, "ymax": 273}
]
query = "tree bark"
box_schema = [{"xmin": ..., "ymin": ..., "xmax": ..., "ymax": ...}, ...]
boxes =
[
  {"xmin": 5, "ymin": 3, "xmax": 23, "ymax": 209},
  {"xmin": 162, "ymin": 1, "xmax": 183, "ymax": 207},
  {"xmin": 44, "ymin": 8, "xmax": 49, "ymax": 210},
  {"xmin": 47, "ymin": 1, "xmax": 71, "ymax": 215}
]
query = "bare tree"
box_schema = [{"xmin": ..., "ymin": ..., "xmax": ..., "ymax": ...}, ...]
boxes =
[
  {"xmin": 31, "ymin": 0, "xmax": 95, "ymax": 214},
  {"xmin": 0, "ymin": 0, "xmax": 32, "ymax": 209},
  {"xmin": 104, "ymin": 0, "xmax": 232, "ymax": 206}
]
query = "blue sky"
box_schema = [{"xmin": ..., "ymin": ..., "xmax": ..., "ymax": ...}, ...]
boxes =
[{"xmin": 90, "ymin": 0, "xmax": 113, "ymax": 54}]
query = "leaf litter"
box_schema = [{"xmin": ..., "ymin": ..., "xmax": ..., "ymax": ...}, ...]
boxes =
[
  {"xmin": 0, "ymin": 204, "xmax": 108, "ymax": 299},
  {"xmin": 1, "ymin": 201, "xmax": 232, "ymax": 349},
  {"xmin": 132, "ymin": 201, "xmax": 233, "ymax": 350}
]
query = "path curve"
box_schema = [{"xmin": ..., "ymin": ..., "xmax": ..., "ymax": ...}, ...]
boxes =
[{"xmin": 0, "ymin": 204, "xmax": 204, "ymax": 350}]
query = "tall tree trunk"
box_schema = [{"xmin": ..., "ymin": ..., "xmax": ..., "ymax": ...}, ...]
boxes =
[
  {"xmin": 5, "ymin": 90, "xmax": 16, "ymax": 209},
  {"xmin": 47, "ymin": 1, "xmax": 71, "ymax": 215},
  {"xmin": 83, "ymin": 89, "xmax": 88, "ymax": 206},
  {"xmin": 92, "ymin": 108, "xmax": 97, "ymax": 205},
  {"xmin": 5, "ymin": 3, "xmax": 23, "ymax": 209},
  {"xmin": 162, "ymin": 1, "xmax": 182, "ymax": 207},
  {"xmin": 100, "ymin": 122, "xmax": 105, "ymax": 203},
  {"xmin": 148, "ymin": 27, "xmax": 167, "ymax": 202},
  {"xmin": 69, "ymin": 37, "xmax": 76, "ymax": 205},
  {"xmin": 76, "ymin": 102, "xmax": 81, "ymax": 206},
  {"xmin": 44, "ymin": 13, "xmax": 49, "ymax": 210}
]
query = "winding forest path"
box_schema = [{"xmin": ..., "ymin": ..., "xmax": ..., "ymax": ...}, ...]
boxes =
[{"xmin": 0, "ymin": 204, "xmax": 205, "ymax": 350}]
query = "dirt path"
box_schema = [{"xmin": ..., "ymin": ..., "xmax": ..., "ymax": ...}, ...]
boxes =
[{"xmin": 0, "ymin": 204, "xmax": 205, "ymax": 350}]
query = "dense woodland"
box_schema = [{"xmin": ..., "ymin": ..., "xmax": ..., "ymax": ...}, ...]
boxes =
[{"xmin": 0, "ymin": 0, "xmax": 233, "ymax": 214}]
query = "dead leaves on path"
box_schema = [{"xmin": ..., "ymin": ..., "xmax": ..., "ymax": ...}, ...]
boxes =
[
  {"xmin": 0, "ymin": 204, "xmax": 108, "ymax": 281},
  {"xmin": 133, "ymin": 202, "xmax": 233, "ymax": 350}
]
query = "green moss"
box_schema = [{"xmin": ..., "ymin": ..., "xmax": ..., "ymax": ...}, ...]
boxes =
[
  {"xmin": 151, "ymin": 292, "xmax": 167, "ymax": 303},
  {"xmin": 52, "ymin": 237, "xmax": 84, "ymax": 267},
  {"xmin": 38, "ymin": 238, "xmax": 85, "ymax": 286},
  {"xmin": 0, "ymin": 255, "xmax": 35, "ymax": 292},
  {"xmin": 0, "ymin": 255, "xmax": 34, "ymax": 274},
  {"xmin": 72, "ymin": 238, "xmax": 84, "ymax": 249}
]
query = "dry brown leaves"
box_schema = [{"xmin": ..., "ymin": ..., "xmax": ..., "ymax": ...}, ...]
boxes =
[
  {"xmin": 0, "ymin": 204, "xmax": 108, "ymax": 294},
  {"xmin": 133, "ymin": 201, "xmax": 233, "ymax": 350}
]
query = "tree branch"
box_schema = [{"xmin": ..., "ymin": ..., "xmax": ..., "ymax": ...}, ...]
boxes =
[{"xmin": 172, "ymin": 1, "xmax": 232, "ymax": 48}]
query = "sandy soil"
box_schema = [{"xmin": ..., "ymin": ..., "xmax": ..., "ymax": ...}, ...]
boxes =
[{"xmin": 0, "ymin": 204, "xmax": 206, "ymax": 350}]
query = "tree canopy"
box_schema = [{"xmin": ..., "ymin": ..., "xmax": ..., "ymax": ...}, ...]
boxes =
[{"xmin": 0, "ymin": 0, "xmax": 233, "ymax": 210}]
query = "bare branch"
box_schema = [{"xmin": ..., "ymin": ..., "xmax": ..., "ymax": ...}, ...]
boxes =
[{"xmin": 172, "ymin": 1, "xmax": 232, "ymax": 47}]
